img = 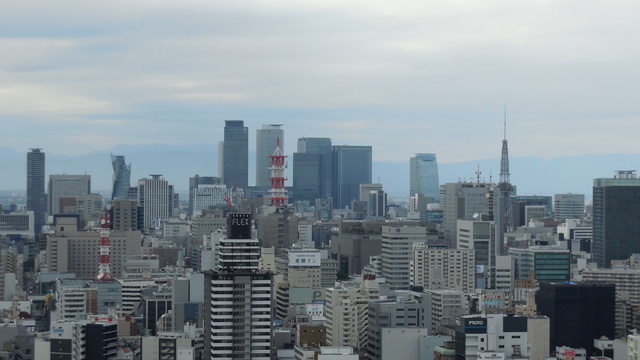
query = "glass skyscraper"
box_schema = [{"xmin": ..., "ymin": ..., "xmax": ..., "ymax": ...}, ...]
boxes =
[
  {"xmin": 409, "ymin": 153, "xmax": 440, "ymax": 202},
  {"xmin": 593, "ymin": 171, "xmax": 640, "ymax": 268},
  {"xmin": 296, "ymin": 137, "xmax": 332, "ymax": 200},
  {"xmin": 292, "ymin": 152, "xmax": 323, "ymax": 203},
  {"xmin": 332, "ymin": 145, "xmax": 372, "ymax": 209},
  {"xmin": 222, "ymin": 120, "xmax": 249, "ymax": 189},
  {"xmin": 255, "ymin": 124, "xmax": 284, "ymax": 189},
  {"xmin": 111, "ymin": 154, "xmax": 131, "ymax": 200},
  {"xmin": 27, "ymin": 148, "xmax": 46, "ymax": 236}
]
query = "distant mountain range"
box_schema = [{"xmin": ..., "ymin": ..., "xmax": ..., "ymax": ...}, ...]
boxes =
[{"xmin": 1, "ymin": 144, "xmax": 638, "ymax": 200}]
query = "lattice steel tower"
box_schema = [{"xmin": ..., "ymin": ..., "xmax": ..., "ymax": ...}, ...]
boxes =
[{"xmin": 269, "ymin": 138, "xmax": 288, "ymax": 206}]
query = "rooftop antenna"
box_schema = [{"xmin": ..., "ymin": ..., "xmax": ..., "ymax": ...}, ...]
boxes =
[
  {"xmin": 499, "ymin": 105, "xmax": 510, "ymax": 184},
  {"xmin": 475, "ymin": 164, "xmax": 482, "ymax": 184}
]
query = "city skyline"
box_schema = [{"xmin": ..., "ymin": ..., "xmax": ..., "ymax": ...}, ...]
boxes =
[{"xmin": 1, "ymin": 1, "xmax": 639, "ymax": 163}]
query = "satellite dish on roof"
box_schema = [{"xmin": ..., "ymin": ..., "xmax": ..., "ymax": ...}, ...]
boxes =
[{"xmin": 473, "ymin": 213, "xmax": 479, "ymax": 220}]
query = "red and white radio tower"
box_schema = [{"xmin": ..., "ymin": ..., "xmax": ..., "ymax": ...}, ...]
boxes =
[
  {"xmin": 95, "ymin": 210, "xmax": 115, "ymax": 281},
  {"xmin": 268, "ymin": 138, "xmax": 288, "ymax": 207}
]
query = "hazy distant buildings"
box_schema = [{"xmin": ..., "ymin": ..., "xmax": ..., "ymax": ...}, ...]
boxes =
[
  {"xmin": 410, "ymin": 153, "xmax": 440, "ymax": 202},
  {"xmin": 222, "ymin": 120, "xmax": 249, "ymax": 189},
  {"xmin": 26, "ymin": 148, "xmax": 46, "ymax": 235},
  {"xmin": 554, "ymin": 193, "xmax": 585, "ymax": 221},
  {"xmin": 256, "ymin": 124, "xmax": 284, "ymax": 188},
  {"xmin": 297, "ymin": 137, "xmax": 333, "ymax": 199},
  {"xmin": 188, "ymin": 175, "xmax": 222, "ymax": 217},
  {"xmin": 332, "ymin": 145, "xmax": 372, "ymax": 209},
  {"xmin": 48, "ymin": 175, "xmax": 91, "ymax": 216},
  {"xmin": 293, "ymin": 153, "xmax": 323, "ymax": 204},
  {"xmin": 111, "ymin": 154, "xmax": 131, "ymax": 200},
  {"xmin": 136, "ymin": 175, "xmax": 174, "ymax": 230},
  {"xmin": 593, "ymin": 171, "xmax": 640, "ymax": 268}
]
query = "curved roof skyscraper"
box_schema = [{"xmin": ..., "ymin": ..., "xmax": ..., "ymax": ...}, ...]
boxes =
[{"xmin": 410, "ymin": 153, "xmax": 440, "ymax": 202}]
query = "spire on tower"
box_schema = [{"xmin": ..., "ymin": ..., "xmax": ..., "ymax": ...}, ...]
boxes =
[{"xmin": 500, "ymin": 106, "xmax": 510, "ymax": 184}]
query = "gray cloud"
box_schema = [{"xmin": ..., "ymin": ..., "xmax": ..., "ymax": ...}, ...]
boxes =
[{"xmin": 1, "ymin": 0, "xmax": 639, "ymax": 163}]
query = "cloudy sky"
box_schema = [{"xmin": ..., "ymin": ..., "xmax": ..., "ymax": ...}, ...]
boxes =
[{"xmin": 2, "ymin": 0, "xmax": 639, "ymax": 163}]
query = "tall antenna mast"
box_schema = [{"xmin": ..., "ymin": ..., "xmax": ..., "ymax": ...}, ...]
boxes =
[{"xmin": 500, "ymin": 105, "xmax": 510, "ymax": 184}]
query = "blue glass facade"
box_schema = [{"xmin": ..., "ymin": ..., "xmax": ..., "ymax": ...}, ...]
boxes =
[
  {"xmin": 331, "ymin": 145, "xmax": 372, "ymax": 209},
  {"xmin": 222, "ymin": 120, "xmax": 249, "ymax": 189},
  {"xmin": 410, "ymin": 153, "xmax": 440, "ymax": 202}
]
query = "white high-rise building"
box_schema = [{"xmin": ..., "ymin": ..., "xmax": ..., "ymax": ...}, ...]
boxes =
[
  {"xmin": 457, "ymin": 219, "xmax": 499, "ymax": 289},
  {"xmin": 136, "ymin": 175, "xmax": 174, "ymax": 230},
  {"xmin": 325, "ymin": 275, "xmax": 380, "ymax": 350},
  {"xmin": 256, "ymin": 124, "xmax": 284, "ymax": 188},
  {"xmin": 412, "ymin": 246, "xmax": 476, "ymax": 293},
  {"xmin": 204, "ymin": 213, "xmax": 272, "ymax": 360},
  {"xmin": 381, "ymin": 225, "xmax": 427, "ymax": 290}
]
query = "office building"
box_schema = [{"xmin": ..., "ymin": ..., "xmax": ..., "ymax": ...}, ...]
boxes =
[
  {"xmin": 256, "ymin": 124, "xmax": 284, "ymax": 188},
  {"xmin": 26, "ymin": 148, "xmax": 46, "ymax": 235},
  {"xmin": 366, "ymin": 290, "xmax": 430, "ymax": 360},
  {"xmin": 48, "ymin": 174, "xmax": 91, "ymax": 216},
  {"xmin": 442, "ymin": 182, "xmax": 490, "ymax": 249},
  {"xmin": 111, "ymin": 154, "xmax": 131, "ymax": 200},
  {"xmin": 325, "ymin": 275, "xmax": 380, "ymax": 350},
  {"xmin": 367, "ymin": 189, "xmax": 387, "ymax": 218},
  {"xmin": 46, "ymin": 216, "xmax": 141, "ymax": 278},
  {"xmin": 454, "ymin": 314, "xmax": 534, "ymax": 360},
  {"xmin": 0, "ymin": 211, "xmax": 35, "ymax": 252},
  {"xmin": 554, "ymin": 193, "xmax": 585, "ymax": 221},
  {"xmin": 593, "ymin": 171, "xmax": 640, "ymax": 267},
  {"xmin": 412, "ymin": 247, "xmax": 476, "ymax": 293},
  {"xmin": 380, "ymin": 225, "xmax": 427, "ymax": 290},
  {"xmin": 192, "ymin": 184, "xmax": 227, "ymax": 215},
  {"xmin": 188, "ymin": 175, "xmax": 221, "ymax": 216},
  {"xmin": 222, "ymin": 120, "xmax": 249, "ymax": 189},
  {"xmin": 204, "ymin": 213, "xmax": 272, "ymax": 359},
  {"xmin": 0, "ymin": 246, "xmax": 20, "ymax": 301},
  {"xmin": 582, "ymin": 268, "xmax": 640, "ymax": 304},
  {"xmin": 424, "ymin": 289, "xmax": 468, "ymax": 334},
  {"xmin": 256, "ymin": 208, "xmax": 299, "ymax": 254},
  {"xmin": 136, "ymin": 175, "xmax": 174, "ymax": 230},
  {"xmin": 410, "ymin": 153, "xmax": 440, "ymax": 202},
  {"xmin": 332, "ymin": 145, "xmax": 372, "ymax": 209},
  {"xmin": 298, "ymin": 137, "xmax": 333, "ymax": 199},
  {"xmin": 293, "ymin": 152, "xmax": 324, "ymax": 203},
  {"xmin": 536, "ymin": 282, "xmax": 615, "ymax": 355},
  {"xmin": 508, "ymin": 246, "xmax": 570, "ymax": 281},
  {"xmin": 315, "ymin": 198, "xmax": 333, "ymax": 221},
  {"xmin": 457, "ymin": 220, "xmax": 498, "ymax": 289},
  {"xmin": 512, "ymin": 195, "xmax": 553, "ymax": 227},
  {"xmin": 110, "ymin": 199, "xmax": 142, "ymax": 231},
  {"xmin": 48, "ymin": 318, "xmax": 117, "ymax": 360}
]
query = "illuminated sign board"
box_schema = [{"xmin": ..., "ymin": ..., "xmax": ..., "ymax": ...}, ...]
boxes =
[{"xmin": 227, "ymin": 213, "xmax": 251, "ymax": 239}]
